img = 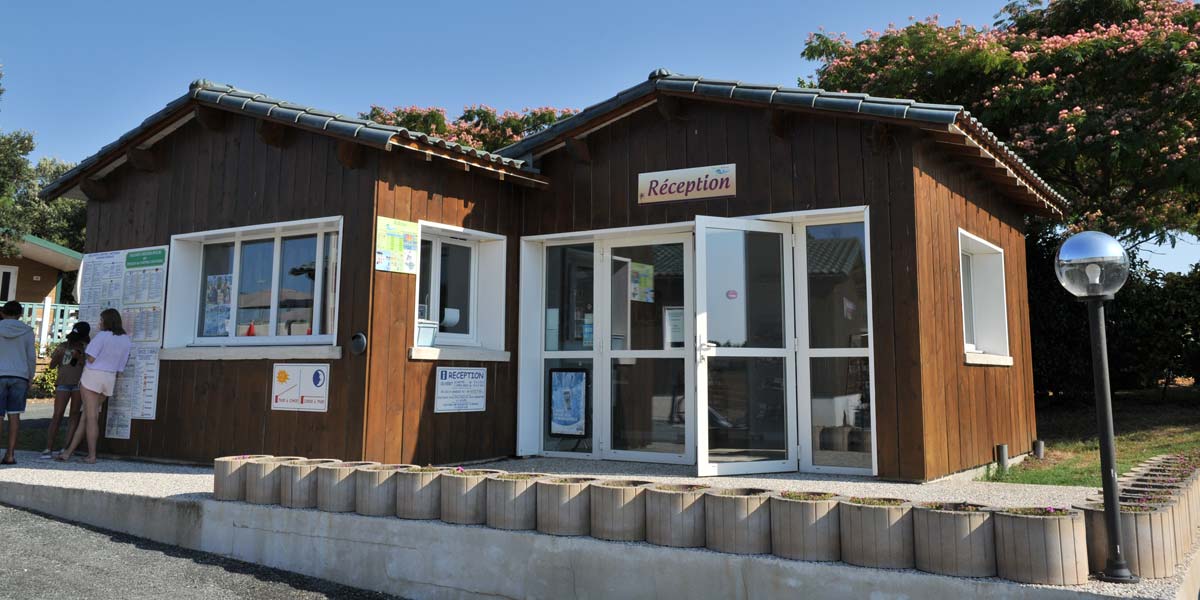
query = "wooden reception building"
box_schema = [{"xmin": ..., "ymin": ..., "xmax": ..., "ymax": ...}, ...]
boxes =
[{"xmin": 41, "ymin": 69, "xmax": 1064, "ymax": 481}]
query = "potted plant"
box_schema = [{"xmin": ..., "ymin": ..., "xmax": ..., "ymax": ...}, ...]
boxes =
[
  {"xmin": 213, "ymin": 454, "xmax": 271, "ymax": 501},
  {"xmin": 645, "ymin": 484, "xmax": 708, "ymax": 548},
  {"xmin": 396, "ymin": 466, "xmax": 448, "ymax": 520},
  {"xmin": 994, "ymin": 507, "xmax": 1088, "ymax": 585},
  {"xmin": 441, "ymin": 467, "xmax": 506, "ymax": 525},
  {"xmin": 243, "ymin": 456, "xmax": 304, "ymax": 505},
  {"xmin": 704, "ymin": 488, "xmax": 772, "ymax": 555},
  {"xmin": 486, "ymin": 473, "xmax": 546, "ymax": 531},
  {"xmin": 536, "ymin": 477, "xmax": 593, "ymax": 536},
  {"xmin": 769, "ymin": 491, "xmax": 840, "ymax": 562},
  {"xmin": 839, "ymin": 497, "xmax": 914, "ymax": 569},
  {"xmin": 912, "ymin": 502, "xmax": 995, "ymax": 577},
  {"xmin": 279, "ymin": 459, "xmax": 340, "ymax": 509},
  {"xmin": 590, "ymin": 480, "xmax": 652, "ymax": 542},
  {"xmin": 1078, "ymin": 501, "xmax": 1178, "ymax": 579},
  {"xmin": 355, "ymin": 464, "xmax": 416, "ymax": 517},
  {"xmin": 316, "ymin": 461, "xmax": 379, "ymax": 513}
]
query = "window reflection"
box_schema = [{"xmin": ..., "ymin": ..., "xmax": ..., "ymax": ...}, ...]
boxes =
[
  {"xmin": 707, "ymin": 357, "xmax": 787, "ymax": 463},
  {"xmin": 807, "ymin": 223, "xmax": 868, "ymax": 348},
  {"xmin": 611, "ymin": 358, "xmax": 685, "ymax": 454},
  {"xmin": 545, "ymin": 244, "xmax": 594, "ymax": 352},
  {"xmin": 704, "ymin": 229, "xmax": 784, "ymax": 348},
  {"xmin": 276, "ymin": 235, "xmax": 317, "ymax": 336},
  {"xmin": 236, "ymin": 239, "xmax": 274, "ymax": 336},
  {"xmin": 810, "ymin": 357, "xmax": 872, "ymax": 469},
  {"xmin": 610, "ymin": 244, "xmax": 685, "ymax": 351}
]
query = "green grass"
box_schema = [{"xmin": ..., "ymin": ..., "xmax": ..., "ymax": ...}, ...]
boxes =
[{"xmin": 981, "ymin": 386, "xmax": 1200, "ymax": 487}]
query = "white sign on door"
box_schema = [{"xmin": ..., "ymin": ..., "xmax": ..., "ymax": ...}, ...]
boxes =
[
  {"xmin": 271, "ymin": 363, "xmax": 330, "ymax": 412},
  {"xmin": 637, "ymin": 163, "xmax": 736, "ymax": 204},
  {"xmin": 434, "ymin": 367, "xmax": 487, "ymax": 413}
]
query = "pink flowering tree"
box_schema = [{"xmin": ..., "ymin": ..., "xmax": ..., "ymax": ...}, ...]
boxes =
[
  {"xmin": 361, "ymin": 104, "xmax": 576, "ymax": 152},
  {"xmin": 802, "ymin": 0, "xmax": 1200, "ymax": 247}
]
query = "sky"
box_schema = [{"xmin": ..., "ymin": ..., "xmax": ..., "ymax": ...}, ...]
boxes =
[{"xmin": 1, "ymin": 0, "xmax": 1196, "ymax": 271}]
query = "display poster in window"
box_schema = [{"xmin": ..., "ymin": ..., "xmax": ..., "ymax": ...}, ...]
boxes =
[
  {"xmin": 548, "ymin": 368, "xmax": 588, "ymax": 437},
  {"xmin": 79, "ymin": 245, "xmax": 169, "ymax": 435},
  {"xmin": 374, "ymin": 216, "xmax": 420, "ymax": 274},
  {"xmin": 663, "ymin": 306, "xmax": 685, "ymax": 348},
  {"xmin": 202, "ymin": 274, "xmax": 233, "ymax": 336},
  {"xmin": 434, "ymin": 367, "xmax": 487, "ymax": 413},
  {"xmin": 271, "ymin": 363, "xmax": 330, "ymax": 412},
  {"xmin": 629, "ymin": 262, "xmax": 655, "ymax": 303}
]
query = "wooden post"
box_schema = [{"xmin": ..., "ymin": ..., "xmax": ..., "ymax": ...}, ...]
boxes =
[
  {"xmin": 590, "ymin": 480, "xmax": 651, "ymax": 542},
  {"xmin": 536, "ymin": 478, "xmax": 593, "ymax": 536},
  {"xmin": 768, "ymin": 492, "xmax": 841, "ymax": 562},
  {"xmin": 440, "ymin": 469, "xmax": 505, "ymax": 525},
  {"xmin": 354, "ymin": 464, "xmax": 416, "ymax": 517},
  {"xmin": 279, "ymin": 459, "xmax": 339, "ymax": 509},
  {"xmin": 243, "ymin": 457, "xmax": 304, "ymax": 505},
  {"xmin": 316, "ymin": 461, "xmax": 378, "ymax": 513},
  {"xmin": 645, "ymin": 484, "xmax": 708, "ymax": 548},
  {"xmin": 704, "ymin": 488, "xmax": 771, "ymax": 555},
  {"xmin": 486, "ymin": 473, "xmax": 545, "ymax": 531},
  {"xmin": 213, "ymin": 455, "xmax": 271, "ymax": 501}
]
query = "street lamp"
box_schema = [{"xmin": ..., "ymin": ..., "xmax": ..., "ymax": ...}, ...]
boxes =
[{"xmin": 1054, "ymin": 231, "xmax": 1137, "ymax": 584}]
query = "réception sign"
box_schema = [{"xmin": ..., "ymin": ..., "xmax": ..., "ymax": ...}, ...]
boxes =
[{"xmin": 637, "ymin": 163, "xmax": 736, "ymax": 204}]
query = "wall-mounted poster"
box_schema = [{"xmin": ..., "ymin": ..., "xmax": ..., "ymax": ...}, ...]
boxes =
[
  {"xmin": 629, "ymin": 262, "xmax": 655, "ymax": 303},
  {"xmin": 548, "ymin": 368, "xmax": 588, "ymax": 437},
  {"xmin": 202, "ymin": 274, "xmax": 232, "ymax": 336},
  {"xmin": 663, "ymin": 306, "xmax": 685, "ymax": 348},
  {"xmin": 374, "ymin": 216, "xmax": 420, "ymax": 273}
]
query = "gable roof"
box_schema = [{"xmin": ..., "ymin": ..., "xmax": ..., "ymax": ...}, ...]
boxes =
[
  {"xmin": 498, "ymin": 69, "xmax": 1067, "ymax": 216},
  {"xmin": 18, "ymin": 234, "xmax": 82, "ymax": 272},
  {"xmin": 40, "ymin": 80, "xmax": 542, "ymax": 201}
]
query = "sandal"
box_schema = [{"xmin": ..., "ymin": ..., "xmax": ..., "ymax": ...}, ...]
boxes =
[
  {"xmin": 40, "ymin": 449, "xmax": 52, "ymax": 459},
  {"xmin": 54, "ymin": 454, "xmax": 69, "ymax": 462}
]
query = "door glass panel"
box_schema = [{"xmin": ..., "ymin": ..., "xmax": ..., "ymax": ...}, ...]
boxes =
[
  {"xmin": 544, "ymin": 358, "xmax": 592, "ymax": 453},
  {"xmin": 544, "ymin": 244, "xmax": 594, "ymax": 351},
  {"xmin": 610, "ymin": 243, "xmax": 685, "ymax": 350},
  {"xmin": 611, "ymin": 358, "xmax": 685, "ymax": 454},
  {"xmin": 807, "ymin": 222, "xmax": 868, "ymax": 348},
  {"xmin": 707, "ymin": 357, "xmax": 786, "ymax": 463},
  {"xmin": 810, "ymin": 357, "xmax": 872, "ymax": 469},
  {"xmin": 704, "ymin": 229, "xmax": 784, "ymax": 348},
  {"xmin": 276, "ymin": 234, "xmax": 317, "ymax": 336},
  {"xmin": 236, "ymin": 239, "xmax": 274, "ymax": 336}
]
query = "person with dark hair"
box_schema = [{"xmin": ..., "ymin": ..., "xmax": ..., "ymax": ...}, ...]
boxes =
[
  {"xmin": 42, "ymin": 321, "xmax": 90, "ymax": 459},
  {"xmin": 0, "ymin": 300, "xmax": 35, "ymax": 464},
  {"xmin": 58, "ymin": 309, "xmax": 131, "ymax": 464}
]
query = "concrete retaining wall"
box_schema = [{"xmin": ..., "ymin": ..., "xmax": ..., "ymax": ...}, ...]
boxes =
[{"xmin": 0, "ymin": 481, "xmax": 1193, "ymax": 600}]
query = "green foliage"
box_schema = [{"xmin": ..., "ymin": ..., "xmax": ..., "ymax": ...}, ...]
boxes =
[
  {"xmin": 361, "ymin": 104, "xmax": 576, "ymax": 152},
  {"xmin": 1108, "ymin": 261, "xmax": 1200, "ymax": 388},
  {"xmin": 31, "ymin": 367, "xmax": 56, "ymax": 399}
]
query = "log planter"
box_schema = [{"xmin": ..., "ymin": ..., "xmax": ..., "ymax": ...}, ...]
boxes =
[
  {"xmin": 590, "ymin": 480, "xmax": 652, "ymax": 542},
  {"xmin": 536, "ymin": 478, "xmax": 594, "ymax": 536},
  {"xmin": 396, "ymin": 467, "xmax": 448, "ymax": 520},
  {"xmin": 213, "ymin": 454, "xmax": 271, "ymax": 501},
  {"xmin": 912, "ymin": 502, "xmax": 996, "ymax": 578},
  {"xmin": 486, "ymin": 473, "xmax": 547, "ymax": 531},
  {"xmin": 994, "ymin": 508, "xmax": 1088, "ymax": 585},
  {"xmin": 704, "ymin": 488, "xmax": 771, "ymax": 555},
  {"xmin": 317, "ymin": 461, "xmax": 379, "ymax": 513},
  {"xmin": 839, "ymin": 497, "xmax": 915, "ymax": 569},
  {"xmin": 1079, "ymin": 502, "xmax": 1178, "ymax": 579},
  {"xmin": 440, "ymin": 469, "xmax": 506, "ymax": 525},
  {"xmin": 244, "ymin": 456, "xmax": 304, "ymax": 505},
  {"xmin": 279, "ymin": 459, "xmax": 340, "ymax": 508},
  {"xmin": 645, "ymin": 484, "xmax": 709, "ymax": 548},
  {"xmin": 355, "ymin": 464, "xmax": 417, "ymax": 517},
  {"xmin": 769, "ymin": 491, "xmax": 841, "ymax": 562}
]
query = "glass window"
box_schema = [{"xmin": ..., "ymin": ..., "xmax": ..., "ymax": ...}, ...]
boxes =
[
  {"xmin": 807, "ymin": 223, "xmax": 868, "ymax": 348},
  {"xmin": 810, "ymin": 357, "xmax": 872, "ymax": 469},
  {"xmin": 236, "ymin": 239, "xmax": 274, "ymax": 337},
  {"xmin": 958, "ymin": 230, "xmax": 1008, "ymax": 355},
  {"xmin": 320, "ymin": 232, "xmax": 339, "ymax": 336},
  {"xmin": 704, "ymin": 229, "xmax": 785, "ymax": 348},
  {"xmin": 198, "ymin": 243, "xmax": 234, "ymax": 337},
  {"xmin": 961, "ymin": 251, "xmax": 975, "ymax": 347},
  {"xmin": 707, "ymin": 357, "xmax": 787, "ymax": 463},
  {"xmin": 415, "ymin": 236, "xmax": 476, "ymax": 342},
  {"xmin": 544, "ymin": 244, "xmax": 595, "ymax": 352},
  {"xmin": 276, "ymin": 235, "xmax": 317, "ymax": 336},
  {"xmin": 417, "ymin": 240, "xmax": 433, "ymax": 321},
  {"xmin": 611, "ymin": 358, "xmax": 685, "ymax": 454},
  {"xmin": 610, "ymin": 243, "xmax": 685, "ymax": 351}
]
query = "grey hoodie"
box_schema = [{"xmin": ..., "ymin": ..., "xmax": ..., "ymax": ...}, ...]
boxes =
[{"xmin": 0, "ymin": 318, "xmax": 36, "ymax": 381}]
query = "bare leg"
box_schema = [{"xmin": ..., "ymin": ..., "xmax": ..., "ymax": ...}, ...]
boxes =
[
  {"xmin": 62, "ymin": 390, "xmax": 82, "ymax": 453},
  {"xmin": 3, "ymin": 413, "xmax": 18, "ymax": 462},
  {"xmin": 61, "ymin": 388, "xmax": 101, "ymax": 461},
  {"xmin": 46, "ymin": 390, "xmax": 70, "ymax": 453},
  {"xmin": 85, "ymin": 395, "xmax": 106, "ymax": 462}
]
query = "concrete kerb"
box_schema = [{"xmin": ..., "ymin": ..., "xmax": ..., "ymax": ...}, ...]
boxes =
[{"xmin": 0, "ymin": 478, "xmax": 1191, "ymax": 600}]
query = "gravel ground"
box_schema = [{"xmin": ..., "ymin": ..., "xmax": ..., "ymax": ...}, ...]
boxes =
[
  {"xmin": 0, "ymin": 504, "xmax": 400, "ymax": 600},
  {"xmin": 0, "ymin": 450, "xmax": 211, "ymax": 499}
]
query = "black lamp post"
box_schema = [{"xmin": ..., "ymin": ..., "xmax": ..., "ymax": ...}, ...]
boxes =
[{"xmin": 1054, "ymin": 231, "xmax": 1137, "ymax": 584}]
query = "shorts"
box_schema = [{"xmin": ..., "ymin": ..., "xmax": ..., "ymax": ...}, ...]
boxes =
[
  {"xmin": 56, "ymin": 384, "xmax": 81, "ymax": 393},
  {"xmin": 80, "ymin": 368, "xmax": 117, "ymax": 397},
  {"xmin": 0, "ymin": 377, "xmax": 28, "ymax": 415}
]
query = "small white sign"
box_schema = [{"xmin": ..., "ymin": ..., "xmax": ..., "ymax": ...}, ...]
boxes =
[
  {"xmin": 434, "ymin": 367, "xmax": 487, "ymax": 413},
  {"xmin": 638, "ymin": 163, "xmax": 736, "ymax": 204},
  {"xmin": 271, "ymin": 363, "xmax": 330, "ymax": 412}
]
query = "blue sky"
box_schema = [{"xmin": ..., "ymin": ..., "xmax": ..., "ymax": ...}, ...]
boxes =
[{"xmin": 2, "ymin": 0, "xmax": 1195, "ymax": 270}]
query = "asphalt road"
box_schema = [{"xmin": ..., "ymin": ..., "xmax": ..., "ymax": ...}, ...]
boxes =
[{"xmin": 0, "ymin": 504, "xmax": 400, "ymax": 600}]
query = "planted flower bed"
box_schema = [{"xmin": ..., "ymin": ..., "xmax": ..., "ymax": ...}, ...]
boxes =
[
  {"xmin": 645, "ymin": 484, "xmax": 708, "ymax": 548},
  {"xmin": 279, "ymin": 459, "xmax": 339, "ymax": 509},
  {"xmin": 769, "ymin": 491, "xmax": 840, "ymax": 562},
  {"xmin": 913, "ymin": 502, "xmax": 995, "ymax": 578},
  {"xmin": 317, "ymin": 461, "xmax": 379, "ymax": 513},
  {"xmin": 994, "ymin": 507, "xmax": 1087, "ymax": 585},
  {"xmin": 704, "ymin": 488, "xmax": 771, "ymax": 555},
  {"xmin": 486, "ymin": 473, "xmax": 545, "ymax": 531},
  {"xmin": 839, "ymin": 497, "xmax": 914, "ymax": 569},
  {"xmin": 244, "ymin": 456, "xmax": 304, "ymax": 505},
  {"xmin": 1078, "ymin": 501, "xmax": 1178, "ymax": 579},
  {"xmin": 441, "ymin": 468, "xmax": 505, "ymax": 525}
]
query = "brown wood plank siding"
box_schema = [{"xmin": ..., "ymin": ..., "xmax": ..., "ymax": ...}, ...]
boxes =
[
  {"xmin": 911, "ymin": 142, "xmax": 1037, "ymax": 480},
  {"xmin": 523, "ymin": 99, "xmax": 924, "ymax": 480},
  {"xmin": 0, "ymin": 257, "xmax": 64, "ymax": 303},
  {"xmin": 84, "ymin": 114, "xmax": 374, "ymax": 462},
  {"xmin": 365, "ymin": 151, "xmax": 525, "ymax": 466}
]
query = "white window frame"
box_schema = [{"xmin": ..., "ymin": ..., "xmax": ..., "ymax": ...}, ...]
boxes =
[
  {"xmin": 0, "ymin": 266, "xmax": 18, "ymax": 302},
  {"xmin": 957, "ymin": 228, "xmax": 1011, "ymax": 364},
  {"xmin": 411, "ymin": 221, "xmax": 506, "ymax": 358},
  {"xmin": 165, "ymin": 216, "xmax": 343, "ymax": 348}
]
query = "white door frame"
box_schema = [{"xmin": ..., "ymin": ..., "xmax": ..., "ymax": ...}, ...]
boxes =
[
  {"xmin": 694, "ymin": 215, "xmax": 798, "ymax": 476},
  {"xmin": 0, "ymin": 266, "xmax": 18, "ymax": 302}
]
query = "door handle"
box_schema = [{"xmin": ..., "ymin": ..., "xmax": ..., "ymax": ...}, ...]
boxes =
[{"xmin": 697, "ymin": 341, "xmax": 715, "ymax": 362}]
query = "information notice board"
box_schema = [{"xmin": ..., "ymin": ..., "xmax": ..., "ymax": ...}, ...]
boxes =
[{"xmin": 78, "ymin": 246, "xmax": 169, "ymax": 439}]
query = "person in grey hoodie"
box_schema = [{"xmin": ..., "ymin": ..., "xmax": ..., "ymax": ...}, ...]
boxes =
[{"xmin": 0, "ymin": 300, "xmax": 36, "ymax": 464}]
